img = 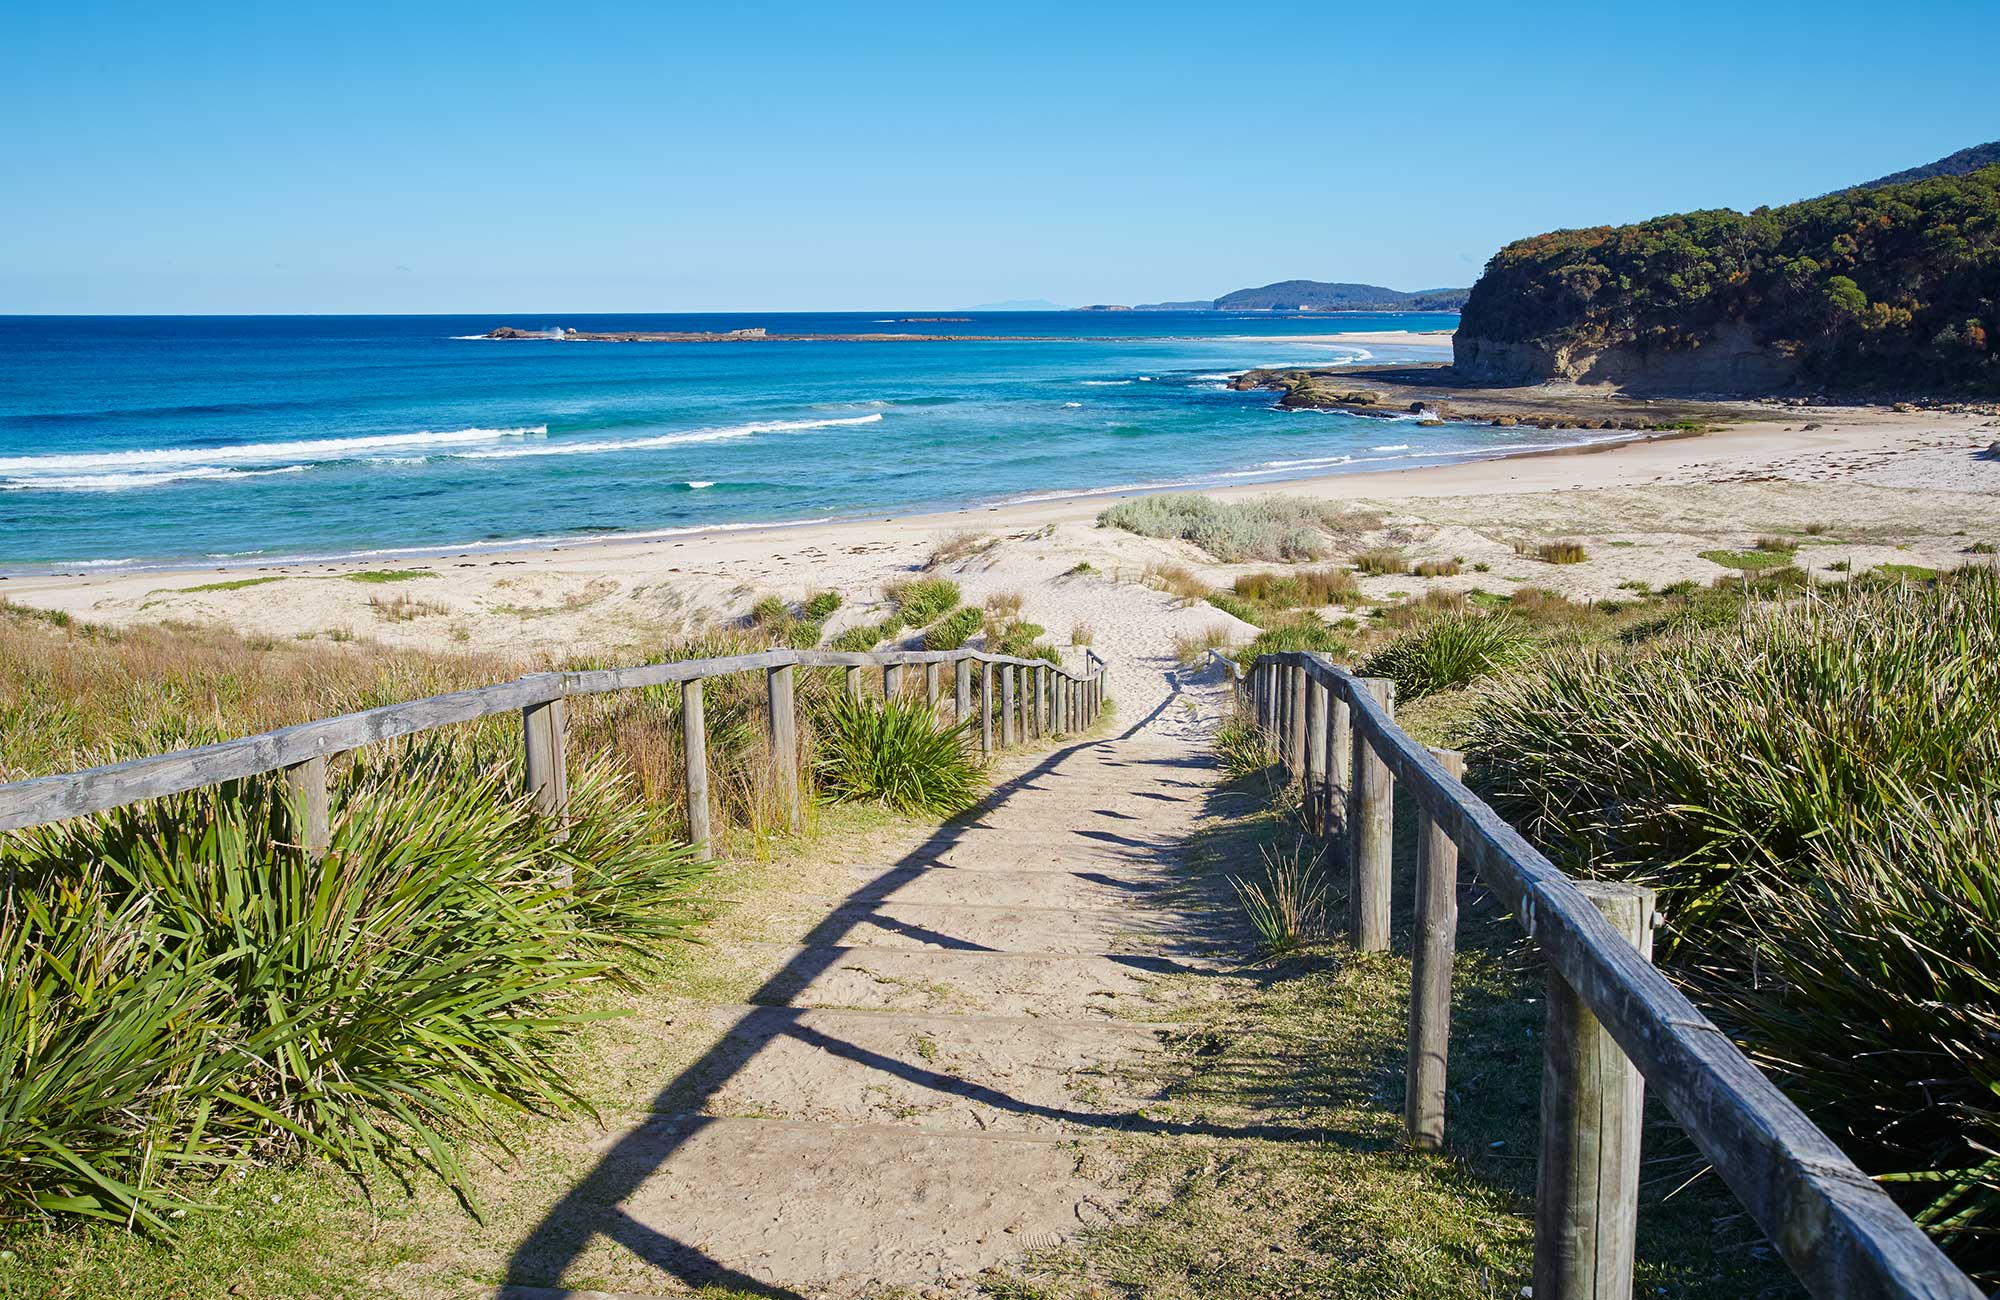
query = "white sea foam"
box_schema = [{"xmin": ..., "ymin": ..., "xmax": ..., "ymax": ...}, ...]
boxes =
[
  {"xmin": 685, "ymin": 480, "xmax": 715, "ymax": 489},
  {"xmin": 0, "ymin": 426, "xmax": 547, "ymax": 480},
  {"xmin": 4, "ymin": 464, "xmax": 313, "ymax": 493},
  {"xmin": 1078, "ymin": 379, "xmax": 1132, "ymax": 387},
  {"xmin": 1062, "ymin": 401, "xmax": 1084, "ymax": 408},
  {"xmin": 1372, "ymin": 443, "xmax": 1411, "ymax": 452},
  {"xmin": 456, "ymin": 413, "xmax": 880, "ymax": 460}
]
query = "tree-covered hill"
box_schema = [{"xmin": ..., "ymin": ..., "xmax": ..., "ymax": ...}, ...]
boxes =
[
  {"xmin": 1455, "ymin": 163, "xmax": 2000, "ymax": 393},
  {"xmin": 1211, "ymin": 280, "xmax": 1469, "ymax": 311}
]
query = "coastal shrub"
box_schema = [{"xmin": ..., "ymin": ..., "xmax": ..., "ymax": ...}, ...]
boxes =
[
  {"xmin": 1098, "ymin": 493, "xmax": 1379, "ymax": 563},
  {"xmin": 987, "ymin": 621, "xmax": 1048, "ymax": 660},
  {"xmin": 802, "ymin": 590, "xmax": 842, "ymax": 620},
  {"xmin": 923, "ymin": 606, "xmax": 983, "ymax": 651},
  {"xmin": 1351, "ymin": 547, "xmax": 1408, "ymax": 576},
  {"xmin": 1360, "ymin": 611, "xmax": 1529, "ymax": 700},
  {"xmin": 1464, "ymin": 570, "xmax": 2000, "ymax": 1263},
  {"xmin": 1534, "ymin": 540, "xmax": 1588, "ymax": 565},
  {"xmin": 828, "ymin": 624, "xmax": 880, "ymax": 653},
  {"xmin": 1, "ymin": 741, "xmax": 704, "ymax": 1228},
  {"xmin": 814, "ymin": 694, "xmax": 983, "ymax": 816},
  {"xmin": 887, "ymin": 577, "xmax": 960, "ymax": 626},
  {"xmin": 750, "ymin": 595, "xmax": 790, "ymax": 627}
]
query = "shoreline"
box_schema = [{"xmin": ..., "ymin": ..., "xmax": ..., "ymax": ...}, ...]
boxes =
[{"xmin": 5, "ymin": 401, "xmax": 1992, "ymax": 595}]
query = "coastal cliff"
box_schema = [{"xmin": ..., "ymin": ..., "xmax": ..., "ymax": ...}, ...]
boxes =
[{"xmin": 1452, "ymin": 151, "xmax": 2000, "ymax": 394}]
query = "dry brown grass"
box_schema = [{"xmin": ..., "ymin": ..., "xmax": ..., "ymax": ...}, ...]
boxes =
[
  {"xmin": 368, "ymin": 593, "xmax": 450, "ymax": 622},
  {"xmin": 1170, "ymin": 624, "xmax": 1234, "ymax": 667},
  {"xmin": 1352, "ymin": 547, "xmax": 1409, "ymax": 577},
  {"xmin": 1415, "ymin": 558, "xmax": 1463, "ymax": 578},
  {"xmin": 1070, "ymin": 620, "xmax": 1095, "ymax": 647},
  {"xmin": 925, "ymin": 529, "xmax": 996, "ymax": 571},
  {"xmin": 1231, "ymin": 567, "xmax": 1362, "ymax": 608},
  {"xmin": 1142, "ymin": 563, "xmax": 1211, "ymax": 606},
  {"xmin": 1534, "ymin": 540, "xmax": 1589, "ymax": 565}
]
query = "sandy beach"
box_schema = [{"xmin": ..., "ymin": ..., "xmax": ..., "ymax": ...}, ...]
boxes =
[{"xmin": 9, "ymin": 401, "xmax": 1998, "ymax": 737}]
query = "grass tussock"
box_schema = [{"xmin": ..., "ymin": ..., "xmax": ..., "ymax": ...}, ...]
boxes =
[
  {"xmin": 922, "ymin": 605, "xmax": 984, "ymax": 651},
  {"xmin": 367, "ymin": 593, "xmax": 448, "ymax": 622},
  {"xmin": 814, "ymin": 694, "xmax": 984, "ymax": 816},
  {"xmin": 1171, "ymin": 624, "xmax": 1233, "ymax": 668},
  {"xmin": 1143, "ymin": 563, "xmax": 1211, "ymax": 606},
  {"xmin": 1534, "ymin": 539, "xmax": 1589, "ymax": 565},
  {"xmin": 1229, "ymin": 840, "xmax": 1329, "ymax": 957},
  {"xmin": 1231, "ymin": 567, "xmax": 1362, "ymax": 609},
  {"xmin": 1099, "ymin": 493, "xmax": 1380, "ymax": 563},
  {"xmin": 1414, "ymin": 558, "xmax": 1463, "ymax": 578},
  {"xmin": 1235, "ymin": 616, "xmax": 1350, "ymax": 668},
  {"xmin": 1351, "ymin": 547, "xmax": 1409, "ymax": 576},
  {"xmin": 1359, "ymin": 610, "xmax": 1530, "ymax": 701},
  {"xmin": 885, "ymin": 576, "xmax": 960, "ymax": 627},
  {"xmin": 1466, "ymin": 568, "xmax": 2000, "ymax": 1269},
  {"xmin": 924, "ymin": 529, "xmax": 995, "ymax": 571}
]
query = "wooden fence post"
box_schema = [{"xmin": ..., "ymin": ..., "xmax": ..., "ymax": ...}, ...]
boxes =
[
  {"xmin": 1325, "ymin": 682, "xmax": 1350, "ymax": 846},
  {"xmin": 1304, "ymin": 674, "xmax": 1327, "ymax": 825},
  {"xmin": 284, "ymin": 756, "xmax": 330, "ymax": 857},
  {"xmin": 1406, "ymin": 746, "xmax": 1464, "ymax": 1150},
  {"xmin": 1287, "ymin": 662, "xmax": 1308, "ymax": 777},
  {"xmin": 1002, "ymin": 664, "xmax": 1018, "ymax": 747},
  {"xmin": 1348, "ymin": 677, "xmax": 1395, "ymax": 951},
  {"xmin": 1031, "ymin": 665, "xmax": 1044, "ymax": 738},
  {"xmin": 926, "ymin": 661, "xmax": 941, "ymax": 710},
  {"xmin": 1537, "ymin": 881, "xmax": 1656, "ymax": 1300},
  {"xmin": 845, "ymin": 665, "xmax": 862, "ymax": 701},
  {"xmin": 766, "ymin": 664, "xmax": 800, "ymax": 831},
  {"xmin": 884, "ymin": 663, "xmax": 903, "ymax": 699},
  {"xmin": 523, "ymin": 696, "xmax": 569, "ymax": 818},
  {"xmin": 980, "ymin": 661, "xmax": 994, "ymax": 756},
  {"xmin": 955, "ymin": 657, "xmax": 972, "ymax": 725},
  {"xmin": 682, "ymin": 678, "xmax": 711, "ymax": 853}
]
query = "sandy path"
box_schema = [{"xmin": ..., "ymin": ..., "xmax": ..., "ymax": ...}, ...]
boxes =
[{"xmin": 435, "ymin": 721, "xmax": 1247, "ymax": 1298}]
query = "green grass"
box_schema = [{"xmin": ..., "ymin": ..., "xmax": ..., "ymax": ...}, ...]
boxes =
[
  {"xmin": 1871, "ymin": 562, "xmax": 1941, "ymax": 582},
  {"xmin": 1699, "ymin": 547, "xmax": 1796, "ymax": 570},
  {"xmin": 174, "ymin": 576, "xmax": 286, "ymax": 593},
  {"xmin": 887, "ymin": 576, "xmax": 961, "ymax": 626},
  {"xmin": 1234, "ymin": 616, "xmax": 1349, "ymax": 667},
  {"xmin": 1351, "ymin": 547, "xmax": 1408, "ymax": 577},
  {"xmin": 342, "ymin": 570, "xmax": 433, "ymax": 584},
  {"xmin": 922, "ymin": 605, "xmax": 984, "ymax": 651}
]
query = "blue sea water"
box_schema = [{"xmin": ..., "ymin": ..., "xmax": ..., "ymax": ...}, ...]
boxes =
[{"xmin": 0, "ymin": 312, "xmax": 1597, "ymax": 572}]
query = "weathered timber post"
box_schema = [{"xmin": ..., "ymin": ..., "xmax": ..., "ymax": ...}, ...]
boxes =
[
  {"xmin": 682, "ymin": 678, "xmax": 711, "ymax": 853},
  {"xmin": 884, "ymin": 663, "xmax": 903, "ymax": 700},
  {"xmin": 955, "ymin": 657, "xmax": 972, "ymax": 724},
  {"xmin": 284, "ymin": 756, "xmax": 330, "ymax": 857},
  {"xmin": 1405, "ymin": 746, "xmax": 1465, "ymax": 1150},
  {"xmin": 1536, "ymin": 881, "xmax": 1656, "ymax": 1300},
  {"xmin": 980, "ymin": 661, "xmax": 994, "ymax": 756},
  {"xmin": 1287, "ymin": 661, "xmax": 1308, "ymax": 777},
  {"xmin": 1031, "ymin": 665, "xmax": 1044, "ymax": 738},
  {"xmin": 523, "ymin": 695, "xmax": 569, "ymax": 817},
  {"xmin": 845, "ymin": 665, "xmax": 862, "ymax": 701},
  {"xmin": 926, "ymin": 661, "xmax": 941, "ymax": 710},
  {"xmin": 1304, "ymin": 673, "xmax": 1327, "ymax": 826},
  {"xmin": 1327, "ymin": 681, "xmax": 1352, "ymax": 848},
  {"xmin": 766, "ymin": 664, "xmax": 800, "ymax": 831},
  {"xmin": 1348, "ymin": 677, "xmax": 1395, "ymax": 951},
  {"xmin": 1002, "ymin": 664, "xmax": 1018, "ymax": 746}
]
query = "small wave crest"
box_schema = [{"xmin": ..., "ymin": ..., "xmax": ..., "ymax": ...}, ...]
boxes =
[
  {"xmin": 0, "ymin": 425, "xmax": 548, "ymax": 492},
  {"xmin": 456, "ymin": 413, "xmax": 880, "ymax": 460}
]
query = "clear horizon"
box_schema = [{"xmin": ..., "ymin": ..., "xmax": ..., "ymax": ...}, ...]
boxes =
[{"xmin": 5, "ymin": 0, "xmax": 1994, "ymax": 315}]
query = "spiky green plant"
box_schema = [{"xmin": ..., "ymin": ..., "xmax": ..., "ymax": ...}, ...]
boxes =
[
  {"xmin": 890, "ymin": 577, "xmax": 961, "ymax": 627},
  {"xmin": 1465, "ymin": 568, "xmax": 2000, "ymax": 1268},
  {"xmin": 1212, "ymin": 709, "xmax": 1272, "ymax": 780},
  {"xmin": 1359, "ymin": 610, "xmax": 1529, "ymax": 700},
  {"xmin": 813, "ymin": 695, "xmax": 985, "ymax": 817},
  {"xmin": 1228, "ymin": 840, "xmax": 1329, "ymax": 957}
]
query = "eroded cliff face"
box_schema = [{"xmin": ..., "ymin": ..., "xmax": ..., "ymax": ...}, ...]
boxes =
[{"xmin": 1453, "ymin": 323, "xmax": 1801, "ymax": 394}]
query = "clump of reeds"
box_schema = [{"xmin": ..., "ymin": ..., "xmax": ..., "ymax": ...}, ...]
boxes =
[
  {"xmin": 886, "ymin": 576, "xmax": 960, "ymax": 626},
  {"xmin": 1534, "ymin": 539, "xmax": 1589, "ymax": 565},
  {"xmin": 1231, "ymin": 567, "xmax": 1362, "ymax": 608},
  {"xmin": 922, "ymin": 606, "xmax": 983, "ymax": 650}
]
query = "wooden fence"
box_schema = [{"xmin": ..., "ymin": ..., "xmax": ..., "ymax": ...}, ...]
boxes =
[
  {"xmin": 0, "ymin": 645, "xmax": 1109, "ymax": 850},
  {"xmin": 1234, "ymin": 651, "xmax": 1980, "ymax": 1300}
]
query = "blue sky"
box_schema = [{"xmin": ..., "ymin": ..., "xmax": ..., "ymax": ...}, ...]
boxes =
[{"xmin": 4, "ymin": 0, "xmax": 1994, "ymax": 313}]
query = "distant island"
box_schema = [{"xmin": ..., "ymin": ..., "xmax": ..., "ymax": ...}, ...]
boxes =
[
  {"xmin": 1071, "ymin": 280, "xmax": 1471, "ymax": 313},
  {"xmin": 1454, "ymin": 143, "xmax": 2000, "ymax": 394}
]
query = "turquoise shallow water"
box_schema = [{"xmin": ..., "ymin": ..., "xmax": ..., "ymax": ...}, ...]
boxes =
[{"xmin": 0, "ymin": 311, "xmax": 1602, "ymax": 572}]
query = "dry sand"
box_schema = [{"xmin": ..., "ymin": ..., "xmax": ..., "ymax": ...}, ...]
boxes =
[{"xmin": 9, "ymin": 403, "xmax": 1999, "ymax": 738}]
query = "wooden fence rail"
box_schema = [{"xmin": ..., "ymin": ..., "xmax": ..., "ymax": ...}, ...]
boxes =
[
  {"xmin": 0, "ymin": 645, "xmax": 1108, "ymax": 837},
  {"xmin": 1236, "ymin": 652, "xmax": 1978, "ymax": 1300}
]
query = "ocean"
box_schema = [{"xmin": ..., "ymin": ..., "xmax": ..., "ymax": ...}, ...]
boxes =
[{"xmin": 0, "ymin": 312, "xmax": 1597, "ymax": 572}]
